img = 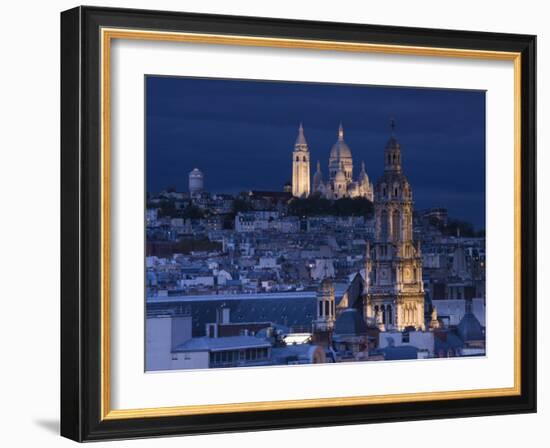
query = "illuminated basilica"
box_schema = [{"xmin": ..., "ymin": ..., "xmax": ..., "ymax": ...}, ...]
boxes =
[{"xmin": 291, "ymin": 123, "xmax": 374, "ymax": 200}]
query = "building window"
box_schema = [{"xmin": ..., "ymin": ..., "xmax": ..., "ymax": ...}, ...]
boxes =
[
  {"xmin": 381, "ymin": 211, "xmax": 388, "ymax": 239},
  {"xmin": 392, "ymin": 210, "xmax": 400, "ymax": 241}
]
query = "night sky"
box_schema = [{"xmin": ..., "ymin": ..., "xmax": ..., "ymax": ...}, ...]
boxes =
[{"xmin": 146, "ymin": 76, "xmax": 486, "ymax": 230}]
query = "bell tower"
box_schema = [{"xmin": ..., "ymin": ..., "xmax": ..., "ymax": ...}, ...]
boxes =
[
  {"xmin": 292, "ymin": 123, "xmax": 311, "ymax": 198},
  {"xmin": 364, "ymin": 120, "xmax": 425, "ymax": 331},
  {"xmin": 314, "ymin": 278, "xmax": 336, "ymax": 332}
]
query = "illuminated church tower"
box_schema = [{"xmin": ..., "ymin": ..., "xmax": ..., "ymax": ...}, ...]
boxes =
[
  {"xmin": 364, "ymin": 120, "xmax": 425, "ymax": 331},
  {"xmin": 292, "ymin": 123, "xmax": 311, "ymax": 198},
  {"xmin": 314, "ymin": 278, "xmax": 336, "ymax": 332}
]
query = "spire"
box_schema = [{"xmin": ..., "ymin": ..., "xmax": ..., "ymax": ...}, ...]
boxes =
[
  {"xmin": 295, "ymin": 122, "xmax": 307, "ymax": 147},
  {"xmin": 338, "ymin": 122, "xmax": 344, "ymax": 140},
  {"xmin": 313, "ymin": 159, "xmax": 323, "ymax": 190},
  {"xmin": 384, "ymin": 117, "xmax": 402, "ymax": 172},
  {"xmin": 359, "ymin": 161, "xmax": 368, "ymax": 183}
]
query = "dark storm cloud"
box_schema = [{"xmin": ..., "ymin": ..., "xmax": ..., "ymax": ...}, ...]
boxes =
[{"xmin": 146, "ymin": 76, "xmax": 486, "ymax": 229}]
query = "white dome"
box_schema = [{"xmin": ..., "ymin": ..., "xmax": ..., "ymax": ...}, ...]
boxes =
[
  {"xmin": 329, "ymin": 123, "xmax": 352, "ymax": 160},
  {"xmin": 330, "ymin": 140, "xmax": 352, "ymax": 160},
  {"xmin": 334, "ymin": 169, "xmax": 346, "ymax": 183}
]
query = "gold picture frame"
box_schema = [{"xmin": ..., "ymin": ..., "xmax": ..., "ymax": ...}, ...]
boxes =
[{"xmin": 61, "ymin": 6, "xmax": 536, "ymax": 441}]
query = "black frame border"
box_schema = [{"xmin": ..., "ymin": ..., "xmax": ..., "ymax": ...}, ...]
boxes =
[{"xmin": 60, "ymin": 6, "xmax": 536, "ymax": 442}]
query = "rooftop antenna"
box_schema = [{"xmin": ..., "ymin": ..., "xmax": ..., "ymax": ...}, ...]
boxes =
[{"xmin": 390, "ymin": 117, "xmax": 396, "ymax": 136}]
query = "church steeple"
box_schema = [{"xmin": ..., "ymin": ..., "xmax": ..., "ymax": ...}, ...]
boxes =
[
  {"xmin": 365, "ymin": 118, "xmax": 425, "ymax": 331},
  {"xmin": 338, "ymin": 122, "xmax": 344, "ymax": 140},
  {"xmin": 384, "ymin": 118, "xmax": 402, "ymax": 173},
  {"xmin": 295, "ymin": 122, "xmax": 308, "ymax": 148},
  {"xmin": 313, "ymin": 160, "xmax": 324, "ymax": 193},
  {"xmin": 292, "ymin": 122, "xmax": 310, "ymax": 198}
]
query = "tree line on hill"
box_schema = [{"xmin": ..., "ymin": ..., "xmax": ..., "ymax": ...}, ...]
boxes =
[{"xmin": 287, "ymin": 196, "xmax": 374, "ymax": 218}]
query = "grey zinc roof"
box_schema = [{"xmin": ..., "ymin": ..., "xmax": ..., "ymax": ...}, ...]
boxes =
[
  {"xmin": 148, "ymin": 295, "xmax": 316, "ymax": 337},
  {"xmin": 147, "ymin": 291, "xmax": 316, "ymax": 303},
  {"xmin": 377, "ymin": 345, "xmax": 418, "ymax": 360},
  {"xmin": 457, "ymin": 313, "xmax": 485, "ymax": 342},
  {"xmin": 435, "ymin": 331, "xmax": 464, "ymax": 352},
  {"xmin": 147, "ymin": 284, "xmax": 358, "ymax": 337},
  {"xmin": 271, "ymin": 344, "xmax": 318, "ymax": 363},
  {"xmin": 174, "ymin": 335, "xmax": 272, "ymax": 353},
  {"xmin": 334, "ymin": 308, "xmax": 367, "ymax": 336}
]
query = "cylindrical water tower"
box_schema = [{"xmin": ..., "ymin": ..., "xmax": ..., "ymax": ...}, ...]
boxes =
[{"xmin": 188, "ymin": 168, "xmax": 204, "ymax": 197}]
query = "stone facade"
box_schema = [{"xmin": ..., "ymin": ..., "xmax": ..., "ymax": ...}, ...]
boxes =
[{"xmin": 363, "ymin": 123, "xmax": 426, "ymax": 331}]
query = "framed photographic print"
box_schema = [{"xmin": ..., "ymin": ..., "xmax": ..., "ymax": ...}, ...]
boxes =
[{"xmin": 60, "ymin": 6, "xmax": 536, "ymax": 442}]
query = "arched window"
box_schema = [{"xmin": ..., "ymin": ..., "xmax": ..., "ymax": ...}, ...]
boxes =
[
  {"xmin": 296, "ymin": 156, "xmax": 299, "ymax": 162},
  {"xmin": 303, "ymin": 156, "xmax": 307, "ymax": 162},
  {"xmin": 381, "ymin": 305, "xmax": 386, "ymax": 323},
  {"xmin": 380, "ymin": 211, "xmax": 388, "ymax": 240},
  {"xmin": 392, "ymin": 210, "xmax": 400, "ymax": 241},
  {"xmin": 403, "ymin": 212, "xmax": 411, "ymax": 241},
  {"xmin": 387, "ymin": 305, "xmax": 392, "ymax": 324}
]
